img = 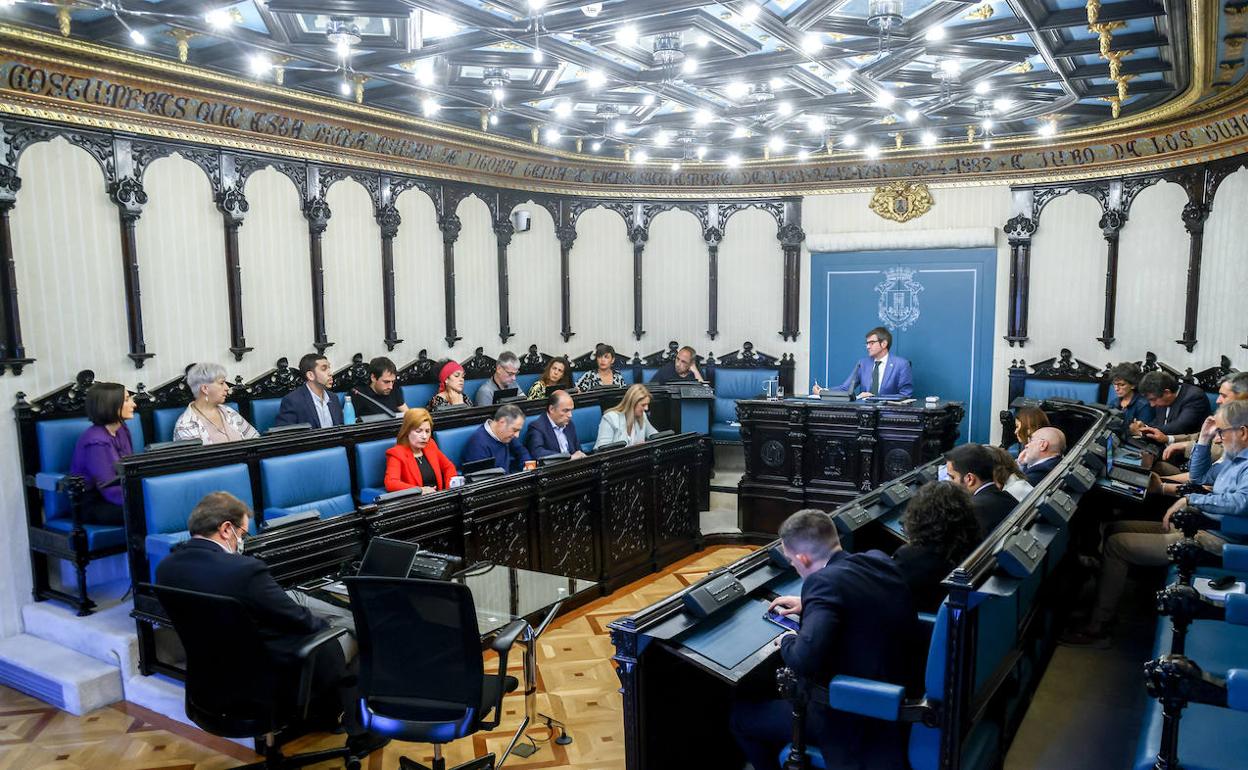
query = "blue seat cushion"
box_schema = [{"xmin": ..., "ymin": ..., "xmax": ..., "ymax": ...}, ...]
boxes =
[
  {"xmin": 355, "ymin": 438, "xmax": 392, "ymax": 503},
  {"xmin": 260, "ymin": 447, "xmax": 354, "ymax": 521},
  {"xmin": 973, "ymin": 593, "xmax": 1019, "ymax": 696},
  {"xmin": 43, "ymin": 518, "xmax": 126, "ymax": 550},
  {"xmin": 516, "ymin": 373, "xmax": 541, "ymax": 392},
  {"xmin": 619, "ymin": 369, "xmax": 636, "ymax": 385},
  {"xmin": 142, "ymin": 463, "xmax": 255, "ymax": 536},
  {"xmin": 571, "ymin": 405, "xmax": 601, "ymax": 452},
  {"xmin": 145, "ymin": 531, "xmax": 191, "ymax": 580},
  {"xmin": 465, "ymin": 378, "xmax": 488, "ymax": 399},
  {"xmin": 250, "ymin": 398, "xmax": 282, "ymax": 433},
  {"xmin": 37, "ymin": 416, "xmax": 144, "ymax": 519},
  {"xmin": 402, "ymin": 383, "xmax": 437, "ymax": 409},
  {"xmin": 641, "ymin": 367, "xmax": 661, "ymax": 382},
  {"xmin": 435, "ymin": 424, "xmax": 479, "ymax": 468},
  {"xmin": 710, "ymin": 423, "xmax": 743, "ymax": 442},
  {"xmin": 711, "ymin": 368, "xmax": 777, "ymax": 439},
  {"xmin": 1022, "ymin": 379, "xmax": 1100, "ymax": 403}
]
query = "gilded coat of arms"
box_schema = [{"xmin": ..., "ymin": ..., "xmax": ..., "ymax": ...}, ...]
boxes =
[{"xmin": 869, "ymin": 181, "xmax": 934, "ymax": 223}]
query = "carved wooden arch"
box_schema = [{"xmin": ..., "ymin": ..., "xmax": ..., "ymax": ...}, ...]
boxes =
[
  {"xmin": 318, "ymin": 166, "xmax": 381, "ymax": 209},
  {"xmin": 445, "ymin": 186, "xmax": 498, "ymax": 223},
  {"xmin": 389, "ymin": 176, "xmax": 443, "ymax": 220},
  {"xmin": 499, "ymin": 190, "xmax": 560, "ymax": 227},
  {"xmin": 568, "ymin": 199, "xmax": 634, "ymax": 230},
  {"xmin": 717, "ymin": 200, "xmax": 785, "ymax": 233},
  {"xmin": 3, "ymin": 125, "xmax": 115, "ymax": 183},
  {"xmin": 132, "ymin": 145, "xmax": 223, "ymax": 196},
  {"xmin": 232, "ymin": 154, "xmax": 308, "ymax": 196}
]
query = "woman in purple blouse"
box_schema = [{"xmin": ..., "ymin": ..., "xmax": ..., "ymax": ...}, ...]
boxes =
[{"xmin": 68, "ymin": 382, "xmax": 136, "ymax": 525}]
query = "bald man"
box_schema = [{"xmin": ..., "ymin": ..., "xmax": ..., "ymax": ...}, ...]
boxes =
[
  {"xmin": 1019, "ymin": 426, "xmax": 1066, "ymax": 485},
  {"xmin": 525, "ymin": 389, "xmax": 586, "ymax": 460}
]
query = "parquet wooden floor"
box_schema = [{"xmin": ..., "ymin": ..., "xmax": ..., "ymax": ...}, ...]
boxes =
[{"xmin": 0, "ymin": 546, "xmax": 753, "ymax": 770}]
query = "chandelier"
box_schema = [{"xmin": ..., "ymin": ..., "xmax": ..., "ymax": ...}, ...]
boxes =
[
  {"xmin": 652, "ymin": 32, "xmax": 686, "ymax": 81},
  {"xmin": 867, "ymin": 0, "xmax": 904, "ymax": 53}
]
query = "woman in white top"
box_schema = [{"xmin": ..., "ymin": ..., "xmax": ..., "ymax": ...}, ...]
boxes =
[
  {"xmin": 595, "ymin": 384, "xmax": 659, "ymax": 448},
  {"xmin": 172, "ymin": 362, "xmax": 258, "ymax": 445},
  {"xmin": 988, "ymin": 445, "xmax": 1034, "ymax": 501}
]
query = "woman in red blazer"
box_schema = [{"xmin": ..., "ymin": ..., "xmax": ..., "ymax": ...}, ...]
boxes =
[{"xmin": 384, "ymin": 407, "xmax": 458, "ymax": 492}]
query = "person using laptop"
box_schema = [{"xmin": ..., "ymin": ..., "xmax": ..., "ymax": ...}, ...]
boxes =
[
  {"xmin": 475, "ymin": 351, "xmax": 520, "ymax": 406},
  {"xmin": 462, "ymin": 403, "xmax": 531, "ymax": 473},
  {"xmin": 384, "ymin": 408, "xmax": 458, "ymax": 493},
  {"xmin": 352, "ymin": 356, "xmax": 408, "ymax": 418}
]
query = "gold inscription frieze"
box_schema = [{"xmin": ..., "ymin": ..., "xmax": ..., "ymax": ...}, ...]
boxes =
[{"xmin": 1, "ymin": 43, "xmax": 1248, "ymax": 196}]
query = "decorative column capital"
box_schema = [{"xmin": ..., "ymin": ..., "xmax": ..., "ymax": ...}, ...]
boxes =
[
  {"xmin": 439, "ymin": 213, "xmax": 462, "ymax": 244},
  {"xmin": 0, "ymin": 165, "xmax": 21, "ymax": 210},
  {"xmin": 628, "ymin": 225, "xmax": 648, "ymax": 246},
  {"xmin": 216, "ymin": 184, "xmax": 249, "ymax": 226},
  {"xmin": 302, "ymin": 195, "xmax": 331, "ymax": 235},
  {"xmin": 702, "ymin": 226, "xmax": 723, "ymax": 247},
  {"xmin": 556, "ymin": 224, "xmax": 577, "ymax": 249},
  {"xmin": 1098, "ymin": 208, "xmax": 1126, "ymax": 239},
  {"xmin": 375, "ymin": 202, "xmax": 401, "ymax": 239},
  {"xmin": 493, "ymin": 218, "xmax": 515, "ymax": 247},
  {"xmin": 1181, "ymin": 201, "xmax": 1210, "ymax": 234},
  {"xmin": 1004, "ymin": 214, "xmax": 1037, "ymax": 243},
  {"xmin": 777, "ymin": 222, "xmax": 805, "ymax": 248},
  {"xmin": 108, "ymin": 175, "xmax": 147, "ymax": 222}
]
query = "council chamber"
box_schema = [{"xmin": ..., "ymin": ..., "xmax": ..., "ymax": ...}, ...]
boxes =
[{"xmin": 0, "ymin": 2, "xmax": 1244, "ymax": 770}]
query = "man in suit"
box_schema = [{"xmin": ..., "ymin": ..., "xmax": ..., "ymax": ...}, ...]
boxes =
[
  {"xmin": 1019, "ymin": 426, "xmax": 1066, "ymax": 485},
  {"xmin": 835, "ymin": 326, "xmax": 914, "ymax": 397},
  {"xmin": 946, "ymin": 443, "xmax": 1019, "ymax": 538},
  {"xmin": 525, "ymin": 390, "xmax": 586, "ymax": 460},
  {"xmin": 274, "ymin": 353, "xmax": 344, "ymax": 429},
  {"xmin": 462, "ymin": 403, "xmax": 531, "ymax": 473},
  {"xmin": 155, "ymin": 492, "xmax": 386, "ymax": 758},
  {"xmin": 731, "ymin": 509, "xmax": 915, "ymax": 770},
  {"xmin": 1135, "ymin": 370, "xmax": 1214, "ymax": 444}
]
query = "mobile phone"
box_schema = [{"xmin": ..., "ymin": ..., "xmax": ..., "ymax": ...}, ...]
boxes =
[
  {"xmin": 1209, "ymin": 574, "xmax": 1238, "ymax": 591},
  {"xmin": 764, "ymin": 608, "xmax": 800, "ymax": 633}
]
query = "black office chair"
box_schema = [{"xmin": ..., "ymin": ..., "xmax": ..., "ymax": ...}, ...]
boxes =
[
  {"xmin": 344, "ymin": 576, "xmax": 527, "ymax": 770},
  {"xmin": 149, "ymin": 583, "xmax": 360, "ymax": 769}
]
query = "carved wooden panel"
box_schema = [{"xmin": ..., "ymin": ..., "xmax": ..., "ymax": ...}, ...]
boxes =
[
  {"xmin": 655, "ymin": 467, "xmax": 696, "ymax": 546},
  {"xmin": 473, "ymin": 510, "xmax": 530, "ymax": 569},
  {"xmin": 541, "ymin": 492, "xmax": 598, "ymax": 580},
  {"xmin": 605, "ymin": 476, "xmax": 650, "ymax": 567}
]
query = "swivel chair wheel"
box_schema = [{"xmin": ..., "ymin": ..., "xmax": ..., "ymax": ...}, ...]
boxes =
[{"xmin": 346, "ymin": 760, "xmax": 362, "ymax": 770}]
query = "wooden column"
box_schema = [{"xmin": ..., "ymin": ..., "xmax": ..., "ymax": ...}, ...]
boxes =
[
  {"xmin": 1176, "ymin": 199, "xmax": 1209, "ymax": 353},
  {"xmin": 557, "ymin": 222, "xmax": 577, "ymax": 343},
  {"xmin": 629, "ymin": 225, "xmax": 647, "ymax": 341},
  {"xmin": 1096, "ymin": 208, "xmax": 1125, "ymax": 349},
  {"xmin": 0, "ymin": 165, "xmax": 30, "ymax": 374},
  {"xmin": 777, "ymin": 214, "xmax": 805, "ymax": 341},
  {"xmin": 302, "ymin": 195, "xmax": 332, "ymax": 354},
  {"xmin": 438, "ymin": 211, "xmax": 462, "ymax": 348},
  {"xmin": 108, "ymin": 176, "xmax": 155, "ymax": 367},
  {"xmin": 494, "ymin": 216, "xmax": 515, "ymax": 343},
  {"xmin": 703, "ymin": 225, "xmax": 723, "ymax": 340},
  {"xmin": 1003, "ymin": 214, "xmax": 1037, "ymax": 346},
  {"xmin": 376, "ymin": 202, "xmax": 403, "ymax": 351},
  {"xmin": 216, "ymin": 185, "xmax": 253, "ymax": 361}
]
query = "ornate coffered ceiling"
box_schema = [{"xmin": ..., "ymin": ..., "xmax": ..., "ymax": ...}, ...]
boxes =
[{"xmin": 0, "ymin": 0, "xmax": 1229, "ymax": 166}]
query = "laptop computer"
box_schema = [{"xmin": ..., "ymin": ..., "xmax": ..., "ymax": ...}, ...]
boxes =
[
  {"xmin": 357, "ymin": 537, "xmax": 419, "ymax": 578},
  {"xmin": 461, "ymin": 457, "xmax": 497, "ymax": 474},
  {"xmin": 1105, "ymin": 434, "xmax": 1151, "ymax": 489}
]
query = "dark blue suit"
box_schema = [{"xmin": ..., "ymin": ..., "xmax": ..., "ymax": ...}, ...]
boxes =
[
  {"xmin": 274, "ymin": 385, "xmax": 344, "ymax": 428},
  {"xmin": 462, "ymin": 423, "xmax": 531, "ymax": 473},
  {"xmin": 525, "ymin": 414, "xmax": 579, "ymax": 459},
  {"xmin": 731, "ymin": 550, "xmax": 916, "ymax": 770},
  {"xmin": 838, "ymin": 355, "xmax": 914, "ymax": 397},
  {"xmin": 1023, "ymin": 455, "xmax": 1061, "ymax": 485}
]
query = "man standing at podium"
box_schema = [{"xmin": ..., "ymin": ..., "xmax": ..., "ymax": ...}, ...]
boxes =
[
  {"xmin": 730, "ymin": 509, "xmax": 914, "ymax": 770},
  {"xmin": 837, "ymin": 326, "xmax": 913, "ymax": 398}
]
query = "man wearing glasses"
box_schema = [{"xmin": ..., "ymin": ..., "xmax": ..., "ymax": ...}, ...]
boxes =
[
  {"xmin": 1063, "ymin": 400, "xmax": 1248, "ymax": 646},
  {"xmin": 475, "ymin": 350, "xmax": 521, "ymax": 406},
  {"xmin": 832, "ymin": 327, "xmax": 914, "ymax": 398}
]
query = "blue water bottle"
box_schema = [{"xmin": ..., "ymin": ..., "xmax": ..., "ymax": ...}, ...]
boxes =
[{"xmin": 342, "ymin": 395, "xmax": 357, "ymax": 425}]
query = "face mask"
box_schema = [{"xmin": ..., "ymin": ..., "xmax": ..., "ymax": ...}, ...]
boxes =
[{"xmin": 233, "ymin": 525, "xmax": 246, "ymax": 555}]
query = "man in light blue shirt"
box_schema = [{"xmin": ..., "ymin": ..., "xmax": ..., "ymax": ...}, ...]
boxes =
[{"xmin": 1064, "ymin": 400, "xmax": 1248, "ymax": 646}]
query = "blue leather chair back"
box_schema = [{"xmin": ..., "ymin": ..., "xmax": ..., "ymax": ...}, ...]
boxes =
[
  {"xmin": 1022, "ymin": 379, "xmax": 1099, "ymax": 403},
  {"xmin": 434, "ymin": 424, "xmax": 478, "ymax": 468},
  {"xmin": 909, "ymin": 604, "xmax": 950, "ymax": 770},
  {"xmin": 334, "ymin": 391, "xmax": 346, "ymax": 407},
  {"xmin": 711, "ymin": 368, "xmax": 777, "ymax": 427},
  {"xmin": 36, "ymin": 416, "xmax": 146, "ymax": 518},
  {"xmin": 153, "ymin": 402, "xmax": 240, "ymax": 443},
  {"xmin": 250, "ymin": 398, "xmax": 282, "ymax": 433},
  {"xmin": 516, "ymin": 373, "xmax": 541, "ymax": 392},
  {"xmin": 401, "ymin": 383, "xmax": 437, "ymax": 409},
  {"xmin": 355, "ymin": 438, "xmax": 393, "ymax": 503},
  {"xmin": 571, "ymin": 404, "xmax": 602, "ymax": 451},
  {"xmin": 142, "ymin": 463, "xmax": 254, "ymax": 537},
  {"xmin": 619, "ymin": 369, "xmax": 636, "ymax": 385},
  {"xmin": 1207, "ymin": 391, "xmax": 1220, "ymax": 412},
  {"xmin": 465, "ymin": 378, "xmax": 488, "ymax": 400},
  {"xmin": 641, "ymin": 367, "xmax": 661, "ymax": 383},
  {"xmin": 259, "ymin": 447, "xmax": 354, "ymax": 521}
]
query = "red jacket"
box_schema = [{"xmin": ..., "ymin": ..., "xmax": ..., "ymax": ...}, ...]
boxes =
[{"xmin": 384, "ymin": 440, "xmax": 457, "ymax": 492}]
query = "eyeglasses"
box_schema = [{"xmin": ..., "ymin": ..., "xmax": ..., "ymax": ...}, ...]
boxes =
[
  {"xmin": 865, "ymin": 339, "xmax": 881, "ymax": 347},
  {"xmin": 1214, "ymin": 427, "xmax": 1244, "ymax": 438}
]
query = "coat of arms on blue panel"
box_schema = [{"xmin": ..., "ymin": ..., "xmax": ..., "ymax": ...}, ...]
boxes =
[{"xmin": 875, "ymin": 266, "xmax": 924, "ymax": 331}]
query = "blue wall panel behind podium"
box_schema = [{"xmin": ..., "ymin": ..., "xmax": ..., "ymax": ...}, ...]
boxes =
[{"xmin": 809, "ymin": 248, "xmax": 996, "ymax": 444}]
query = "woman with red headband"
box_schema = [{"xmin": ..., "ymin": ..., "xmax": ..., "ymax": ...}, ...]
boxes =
[{"xmin": 428, "ymin": 360, "xmax": 474, "ymax": 411}]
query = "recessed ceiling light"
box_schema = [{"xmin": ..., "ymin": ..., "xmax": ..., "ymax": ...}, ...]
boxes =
[
  {"xmin": 696, "ymin": 34, "xmax": 710, "ymax": 47},
  {"xmin": 842, "ymin": 133, "xmax": 858, "ymax": 147},
  {"xmin": 694, "ymin": 109, "xmax": 713, "ymax": 125},
  {"xmin": 334, "ymin": 39, "xmax": 351, "ymax": 59},
  {"xmin": 726, "ymin": 81, "xmax": 749, "ymax": 99},
  {"xmin": 974, "ymin": 80, "xmax": 991, "ymax": 95},
  {"xmin": 532, "ymin": 48, "xmax": 545, "ymax": 63},
  {"xmin": 422, "ymin": 97, "xmax": 441, "ymax": 116},
  {"xmin": 726, "ymin": 153, "xmax": 741, "ymax": 167},
  {"xmin": 635, "ymin": 149, "xmax": 649, "ymax": 163},
  {"xmin": 924, "ymin": 26, "xmax": 946, "ymax": 42},
  {"xmin": 777, "ymin": 101, "xmax": 793, "ymax": 116},
  {"xmin": 613, "ymin": 119, "xmax": 628, "ymax": 133},
  {"xmin": 874, "ymin": 91, "xmax": 895, "ymax": 107},
  {"xmin": 993, "ymin": 97, "xmax": 1013, "ymax": 112},
  {"xmin": 802, "ymin": 33, "xmax": 823, "ymax": 54},
  {"xmin": 740, "ymin": 4, "xmax": 761, "ymax": 23},
  {"xmin": 591, "ymin": 140, "xmax": 602, "ymax": 151},
  {"xmin": 864, "ymin": 144, "xmax": 880, "ymax": 159},
  {"xmin": 493, "ymin": 87, "xmax": 506, "ymax": 101},
  {"xmin": 769, "ymin": 76, "xmax": 784, "ymax": 90},
  {"xmin": 544, "ymin": 127, "xmax": 561, "ymax": 143},
  {"xmin": 806, "ymin": 115, "xmax": 826, "ymax": 133},
  {"xmin": 682, "ymin": 58, "xmax": 699, "ymax": 74},
  {"xmin": 981, "ymin": 118, "xmax": 994, "ymax": 131},
  {"xmin": 528, "ymin": 0, "xmax": 547, "ymax": 10},
  {"xmin": 248, "ymin": 55, "xmax": 271, "ymax": 76},
  {"xmin": 489, "ymin": 113, "xmax": 499, "ymax": 125},
  {"xmin": 339, "ymin": 79, "xmax": 351, "ymax": 96},
  {"xmin": 615, "ymin": 25, "xmax": 639, "ymax": 47},
  {"xmin": 768, "ymin": 135, "xmax": 785, "ymax": 151},
  {"xmin": 732, "ymin": 126, "xmax": 749, "ymax": 138},
  {"xmin": 696, "ymin": 145, "xmax": 707, "ymax": 158},
  {"xmin": 587, "ymin": 70, "xmax": 606, "ymax": 89},
  {"xmin": 642, "ymin": 94, "xmax": 656, "ymax": 106},
  {"xmin": 655, "ymin": 130, "xmax": 671, "ymax": 146},
  {"xmin": 920, "ymin": 131, "xmax": 937, "ymax": 147},
  {"xmin": 670, "ymin": 161, "xmax": 681, "ymax": 171},
  {"xmin": 905, "ymin": 108, "xmax": 919, "ymax": 122},
  {"xmin": 129, "ymin": 28, "xmax": 147, "ymax": 46},
  {"xmin": 939, "ymin": 59, "xmax": 961, "ymax": 76},
  {"xmin": 833, "ymin": 68, "xmax": 852, "ymax": 83},
  {"xmin": 797, "ymin": 149, "xmax": 810, "ymax": 161},
  {"xmin": 554, "ymin": 101, "xmax": 572, "ymax": 118},
  {"xmin": 205, "ymin": 9, "xmax": 233, "ymax": 29},
  {"xmin": 581, "ymin": 3, "xmax": 603, "ymax": 17},
  {"xmin": 1037, "ymin": 121, "xmax": 1057, "ymax": 137}
]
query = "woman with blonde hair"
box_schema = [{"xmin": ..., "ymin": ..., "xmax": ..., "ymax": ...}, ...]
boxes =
[
  {"xmin": 595, "ymin": 384, "xmax": 659, "ymax": 448},
  {"xmin": 528, "ymin": 356, "xmax": 572, "ymax": 400},
  {"xmin": 384, "ymin": 408, "xmax": 458, "ymax": 493}
]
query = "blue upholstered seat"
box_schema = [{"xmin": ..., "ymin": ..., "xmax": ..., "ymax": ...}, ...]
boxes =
[
  {"xmin": 42, "ymin": 520, "xmax": 127, "ymax": 550},
  {"xmin": 434, "ymin": 424, "xmax": 479, "ymax": 468},
  {"xmin": 464, "ymin": 378, "xmax": 488, "ymax": 399},
  {"xmin": 641, "ymin": 367, "xmax": 661, "ymax": 383},
  {"xmin": 402, "ymin": 383, "xmax": 437, "ymax": 409},
  {"xmin": 710, "ymin": 368, "xmax": 776, "ymax": 441},
  {"xmin": 571, "ymin": 404, "xmax": 601, "ymax": 452},
  {"xmin": 355, "ymin": 438, "xmax": 393, "ymax": 503},
  {"xmin": 515, "ymin": 373, "xmax": 541, "ymax": 392},
  {"xmin": 619, "ymin": 369, "xmax": 636, "ymax": 385},
  {"xmin": 153, "ymin": 402, "xmax": 240, "ymax": 442},
  {"xmin": 141, "ymin": 463, "xmax": 254, "ymax": 579},
  {"xmin": 260, "ymin": 447, "xmax": 355, "ymax": 521},
  {"xmin": 1021, "ymin": 379, "xmax": 1100, "ymax": 403},
  {"xmin": 250, "ymin": 398, "xmax": 283, "ymax": 433},
  {"xmin": 35, "ymin": 416, "xmax": 146, "ymax": 519},
  {"xmin": 1207, "ymin": 391, "xmax": 1220, "ymax": 412}
]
